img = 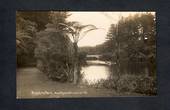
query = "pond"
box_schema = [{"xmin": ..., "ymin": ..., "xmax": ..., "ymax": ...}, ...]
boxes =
[{"xmin": 81, "ymin": 60, "xmax": 112, "ymax": 85}]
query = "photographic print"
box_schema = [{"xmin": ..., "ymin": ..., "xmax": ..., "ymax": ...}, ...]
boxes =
[{"xmin": 16, "ymin": 11, "xmax": 156, "ymax": 98}]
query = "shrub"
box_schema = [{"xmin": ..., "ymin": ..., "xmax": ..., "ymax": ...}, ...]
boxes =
[
  {"xmin": 113, "ymin": 74, "xmax": 156, "ymax": 95},
  {"xmin": 90, "ymin": 74, "xmax": 157, "ymax": 95},
  {"xmin": 134, "ymin": 75, "xmax": 157, "ymax": 95},
  {"xmin": 34, "ymin": 24, "xmax": 74, "ymax": 82}
]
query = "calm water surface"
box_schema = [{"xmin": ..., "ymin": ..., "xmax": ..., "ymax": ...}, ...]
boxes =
[{"xmin": 81, "ymin": 60, "xmax": 112, "ymax": 84}]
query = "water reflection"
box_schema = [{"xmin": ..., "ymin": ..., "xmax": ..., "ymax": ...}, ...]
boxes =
[{"xmin": 81, "ymin": 60, "xmax": 111, "ymax": 84}]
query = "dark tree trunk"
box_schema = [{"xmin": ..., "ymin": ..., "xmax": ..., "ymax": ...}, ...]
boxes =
[{"xmin": 73, "ymin": 42, "xmax": 79, "ymax": 84}]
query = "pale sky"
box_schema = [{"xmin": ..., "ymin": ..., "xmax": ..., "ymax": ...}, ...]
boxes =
[{"xmin": 67, "ymin": 12, "xmax": 155, "ymax": 47}]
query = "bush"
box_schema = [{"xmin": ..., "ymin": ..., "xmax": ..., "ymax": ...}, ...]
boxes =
[
  {"xmin": 34, "ymin": 24, "xmax": 74, "ymax": 82},
  {"xmin": 134, "ymin": 75, "xmax": 157, "ymax": 95},
  {"xmin": 90, "ymin": 74, "xmax": 157, "ymax": 95}
]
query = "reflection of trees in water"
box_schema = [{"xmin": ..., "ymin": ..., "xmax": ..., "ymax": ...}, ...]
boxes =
[{"xmin": 81, "ymin": 63, "xmax": 111, "ymax": 85}]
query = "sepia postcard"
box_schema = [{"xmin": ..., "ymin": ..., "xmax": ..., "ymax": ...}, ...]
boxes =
[{"xmin": 16, "ymin": 11, "xmax": 156, "ymax": 99}]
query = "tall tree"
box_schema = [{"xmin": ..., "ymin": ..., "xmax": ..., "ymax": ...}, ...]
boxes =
[
  {"xmin": 16, "ymin": 11, "xmax": 69, "ymax": 67},
  {"xmin": 16, "ymin": 12, "xmax": 37, "ymax": 66},
  {"xmin": 106, "ymin": 13, "xmax": 156, "ymax": 76},
  {"xmin": 59, "ymin": 21, "xmax": 98, "ymax": 84}
]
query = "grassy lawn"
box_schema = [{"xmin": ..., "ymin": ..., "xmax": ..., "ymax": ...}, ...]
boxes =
[{"xmin": 17, "ymin": 67, "xmax": 118, "ymax": 98}]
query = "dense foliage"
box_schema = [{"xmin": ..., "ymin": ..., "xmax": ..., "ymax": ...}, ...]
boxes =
[
  {"xmin": 16, "ymin": 13, "xmax": 37, "ymax": 66},
  {"xmin": 106, "ymin": 13, "xmax": 156, "ymax": 76},
  {"xmin": 35, "ymin": 24, "xmax": 74, "ymax": 82},
  {"xmin": 105, "ymin": 13, "xmax": 156, "ymax": 95},
  {"xmin": 88, "ymin": 74, "xmax": 156, "ymax": 95},
  {"xmin": 78, "ymin": 13, "xmax": 156, "ymax": 95},
  {"xmin": 16, "ymin": 11, "xmax": 75, "ymax": 82}
]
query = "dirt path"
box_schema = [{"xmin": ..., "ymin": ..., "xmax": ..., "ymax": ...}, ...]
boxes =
[{"xmin": 17, "ymin": 67, "xmax": 117, "ymax": 98}]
